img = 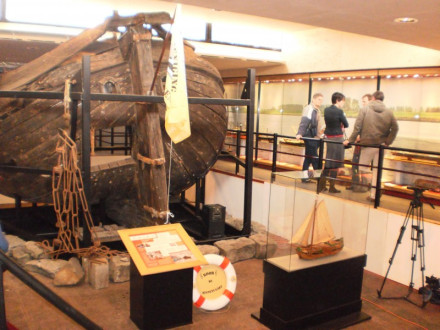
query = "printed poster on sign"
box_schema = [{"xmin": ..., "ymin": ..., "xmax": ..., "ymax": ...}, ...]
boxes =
[{"xmin": 118, "ymin": 223, "xmax": 207, "ymax": 275}]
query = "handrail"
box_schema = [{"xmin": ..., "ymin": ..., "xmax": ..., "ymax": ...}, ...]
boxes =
[
  {"xmin": 0, "ymin": 251, "xmax": 101, "ymax": 329},
  {"xmin": 224, "ymin": 129, "xmax": 440, "ymax": 208}
]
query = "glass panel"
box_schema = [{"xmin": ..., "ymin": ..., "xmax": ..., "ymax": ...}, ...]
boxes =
[
  {"xmin": 259, "ymin": 80, "xmax": 309, "ymax": 135},
  {"xmin": 312, "ymin": 77, "xmax": 377, "ymax": 118},
  {"xmin": 266, "ymin": 170, "xmax": 370, "ymax": 272}
]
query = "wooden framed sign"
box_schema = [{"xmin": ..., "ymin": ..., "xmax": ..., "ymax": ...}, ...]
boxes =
[{"xmin": 118, "ymin": 223, "xmax": 207, "ymax": 275}]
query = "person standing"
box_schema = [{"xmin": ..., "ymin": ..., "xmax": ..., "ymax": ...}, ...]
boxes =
[
  {"xmin": 318, "ymin": 92, "xmax": 349, "ymax": 193},
  {"xmin": 296, "ymin": 93, "xmax": 324, "ymax": 182},
  {"xmin": 344, "ymin": 91, "xmax": 399, "ymax": 201},
  {"xmin": 347, "ymin": 93, "xmax": 372, "ymax": 190}
]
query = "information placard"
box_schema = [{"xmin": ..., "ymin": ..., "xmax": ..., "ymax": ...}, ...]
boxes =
[{"xmin": 118, "ymin": 223, "xmax": 207, "ymax": 275}]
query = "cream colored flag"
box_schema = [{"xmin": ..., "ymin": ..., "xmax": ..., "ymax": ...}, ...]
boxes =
[{"xmin": 164, "ymin": 4, "xmax": 191, "ymax": 144}]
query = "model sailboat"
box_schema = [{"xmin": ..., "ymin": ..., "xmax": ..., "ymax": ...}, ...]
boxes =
[{"xmin": 291, "ymin": 199, "xmax": 344, "ymax": 260}]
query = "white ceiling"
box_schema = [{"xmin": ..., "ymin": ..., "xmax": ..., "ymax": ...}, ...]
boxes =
[{"xmin": 163, "ymin": 0, "xmax": 440, "ymax": 51}]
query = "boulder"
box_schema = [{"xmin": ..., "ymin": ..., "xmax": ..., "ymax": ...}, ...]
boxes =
[
  {"xmin": 24, "ymin": 241, "xmax": 48, "ymax": 259},
  {"xmin": 11, "ymin": 246, "xmax": 31, "ymax": 265},
  {"xmin": 197, "ymin": 244, "xmax": 220, "ymax": 255},
  {"xmin": 25, "ymin": 259, "xmax": 68, "ymax": 278},
  {"xmin": 250, "ymin": 233, "xmax": 277, "ymax": 258},
  {"xmin": 89, "ymin": 258, "xmax": 109, "ymax": 289},
  {"xmin": 5, "ymin": 235, "xmax": 26, "ymax": 256},
  {"xmin": 109, "ymin": 255, "xmax": 130, "ymax": 283},
  {"xmin": 53, "ymin": 258, "xmax": 84, "ymax": 286},
  {"xmin": 214, "ymin": 237, "xmax": 255, "ymax": 263}
]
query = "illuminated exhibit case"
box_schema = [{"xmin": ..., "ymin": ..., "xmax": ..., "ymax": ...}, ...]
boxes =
[{"xmin": 253, "ymin": 170, "xmax": 371, "ymax": 329}]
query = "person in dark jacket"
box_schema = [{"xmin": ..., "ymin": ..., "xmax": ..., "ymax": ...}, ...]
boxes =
[
  {"xmin": 347, "ymin": 93, "xmax": 372, "ymax": 190},
  {"xmin": 296, "ymin": 93, "xmax": 324, "ymax": 181},
  {"xmin": 318, "ymin": 92, "xmax": 349, "ymax": 193},
  {"xmin": 344, "ymin": 91, "xmax": 399, "ymax": 201}
]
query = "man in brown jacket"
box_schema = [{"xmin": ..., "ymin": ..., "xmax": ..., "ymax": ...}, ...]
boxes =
[{"xmin": 344, "ymin": 91, "xmax": 399, "ymax": 201}]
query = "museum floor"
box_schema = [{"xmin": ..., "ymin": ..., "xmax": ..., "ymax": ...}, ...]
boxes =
[{"xmin": 3, "ymin": 258, "xmax": 440, "ymax": 329}]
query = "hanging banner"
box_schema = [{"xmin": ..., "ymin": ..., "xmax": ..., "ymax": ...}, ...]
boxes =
[{"xmin": 164, "ymin": 4, "xmax": 191, "ymax": 144}]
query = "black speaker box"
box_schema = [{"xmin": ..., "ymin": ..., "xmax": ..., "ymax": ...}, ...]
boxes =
[{"xmin": 202, "ymin": 204, "xmax": 225, "ymax": 239}]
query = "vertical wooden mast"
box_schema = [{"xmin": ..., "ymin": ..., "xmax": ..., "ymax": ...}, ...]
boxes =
[{"xmin": 123, "ymin": 24, "xmax": 168, "ymax": 224}]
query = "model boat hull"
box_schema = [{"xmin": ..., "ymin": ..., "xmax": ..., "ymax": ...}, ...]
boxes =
[{"xmin": 295, "ymin": 237, "xmax": 344, "ymax": 260}]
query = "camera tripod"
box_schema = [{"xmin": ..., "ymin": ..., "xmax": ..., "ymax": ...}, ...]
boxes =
[{"xmin": 377, "ymin": 187, "xmax": 433, "ymax": 308}]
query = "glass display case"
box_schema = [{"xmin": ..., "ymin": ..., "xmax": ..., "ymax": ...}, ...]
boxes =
[{"xmin": 253, "ymin": 170, "xmax": 371, "ymax": 329}]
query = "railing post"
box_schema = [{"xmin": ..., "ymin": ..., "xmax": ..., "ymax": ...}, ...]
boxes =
[
  {"xmin": 81, "ymin": 55, "xmax": 92, "ymax": 247},
  {"xmin": 235, "ymin": 130, "xmax": 241, "ymax": 175},
  {"xmin": 254, "ymin": 132, "xmax": 259, "ymax": 162},
  {"xmin": 375, "ymin": 145, "xmax": 385, "ymax": 208},
  {"xmin": 272, "ymin": 133, "xmax": 278, "ymax": 173},
  {"xmin": 318, "ymin": 138, "xmax": 325, "ymax": 169}
]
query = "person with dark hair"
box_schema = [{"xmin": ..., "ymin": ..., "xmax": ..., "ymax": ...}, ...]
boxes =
[
  {"xmin": 318, "ymin": 92, "xmax": 349, "ymax": 193},
  {"xmin": 344, "ymin": 90, "xmax": 399, "ymax": 201},
  {"xmin": 296, "ymin": 93, "xmax": 324, "ymax": 182},
  {"xmin": 347, "ymin": 93, "xmax": 372, "ymax": 190}
]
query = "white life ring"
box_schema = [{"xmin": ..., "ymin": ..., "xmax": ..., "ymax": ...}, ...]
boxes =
[{"xmin": 193, "ymin": 254, "xmax": 237, "ymax": 311}]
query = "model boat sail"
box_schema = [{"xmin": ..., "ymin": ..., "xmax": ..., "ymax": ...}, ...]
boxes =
[{"xmin": 291, "ymin": 199, "xmax": 344, "ymax": 260}]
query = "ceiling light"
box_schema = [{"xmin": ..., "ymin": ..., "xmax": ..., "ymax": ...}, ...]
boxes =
[
  {"xmin": 347, "ymin": 77, "xmax": 351, "ymax": 80},
  {"xmin": 397, "ymin": 75, "xmax": 401, "ymax": 78},
  {"xmin": 371, "ymin": 76, "xmax": 375, "ymax": 79},
  {"xmin": 298, "ymin": 78, "xmax": 302, "ymax": 82},
  {"xmin": 413, "ymin": 74, "xmax": 419, "ymax": 78},
  {"xmin": 386, "ymin": 75, "xmax": 391, "ymax": 78},
  {"xmin": 404, "ymin": 74, "xmax": 409, "ymax": 78},
  {"xmin": 394, "ymin": 17, "xmax": 418, "ymax": 23},
  {"xmin": 361, "ymin": 76, "xmax": 365, "ymax": 79}
]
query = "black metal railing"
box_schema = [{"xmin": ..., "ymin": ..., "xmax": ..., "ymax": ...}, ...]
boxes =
[{"xmin": 223, "ymin": 129, "xmax": 440, "ymax": 208}]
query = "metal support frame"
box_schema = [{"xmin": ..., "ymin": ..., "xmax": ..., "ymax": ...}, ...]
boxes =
[{"xmin": 242, "ymin": 68, "xmax": 256, "ymax": 235}]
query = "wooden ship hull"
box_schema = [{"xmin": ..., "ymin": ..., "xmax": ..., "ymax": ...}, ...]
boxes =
[
  {"xmin": 295, "ymin": 237, "xmax": 344, "ymax": 260},
  {"xmin": 0, "ymin": 13, "xmax": 227, "ymax": 224}
]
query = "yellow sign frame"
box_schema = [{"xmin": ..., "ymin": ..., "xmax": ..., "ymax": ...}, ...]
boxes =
[{"xmin": 118, "ymin": 223, "xmax": 207, "ymax": 276}]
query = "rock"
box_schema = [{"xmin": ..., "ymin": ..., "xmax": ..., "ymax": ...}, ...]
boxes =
[
  {"xmin": 214, "ymin": 237, "xmax": 255, "ymax": 263},
  {"xmin": 224, "ymin": 218, "xmax": 267, "ymax": 235},
  {"xmin": 89, "ymin": 258, "xmax": 109, "ymax": 289},
  {"xmin": 53, "ymin": 258, "xmax": 84, "ymax": 286},
  {"xmin": 5, "ymin": 235, "xmax": 26, "ymax": 256},
  {"xmin": 197, "ymin": 244, "xmax": 220, "ymax": 255},
  {"xmin": 11, "ymin": 246, "xmax": 31, "ymax": 265},
  {"xmin": 109, "ymin": 255, "xmax": 130, "ymax": 283},
  {"xmin": 24, "ymin": 241, "xmax": 47, "ymax": 259},
  {"xmin": 250, "ymin": 234, "xmax": 277, "ymax": 258},
  {"xmin": 82, "ymin": 257, "xmax": 91, "ymax": 283},
  {"xmin": 251, "ymin": 222, "xmax": 267, "ymax": 235},
  {"xmin": 25, "ymin": 259, "xmax": 68, "ymax": 278},
  {"xmin": 225, "ymin": 217, "xmax": 242, "ymax": 231}
]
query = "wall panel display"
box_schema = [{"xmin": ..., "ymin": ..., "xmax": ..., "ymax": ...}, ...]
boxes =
[
  {"xmin": 312, "ymin": 77, "xmax": 377, "ymax": 118},
  {"xmin": 258, "ymin": 81, "xmax": 309, "ymax": 135},
  {"xmin": 380, "ymin": 76, "xmax": 440, "ymax": 121}
]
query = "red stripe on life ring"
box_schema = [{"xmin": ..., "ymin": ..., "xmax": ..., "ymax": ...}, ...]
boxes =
[
  {"xmin": 194, "ymin": 265, "xmax": 201, "ymax": 273},
  {"xmin": 223, "ymin": 289, "xmax": 234, "ymax": 300},
  {"xmin": 219, "ymin": 257, "xmax": 230, "ymax": 270},
  {"xmin": 194, "ymin": 295, "xmax": 205, "ymax": 308}
]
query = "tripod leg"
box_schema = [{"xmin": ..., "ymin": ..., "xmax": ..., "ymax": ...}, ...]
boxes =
[{"xmin": 377, "ymin": 204, "xmax": 412, "ymax": 298}]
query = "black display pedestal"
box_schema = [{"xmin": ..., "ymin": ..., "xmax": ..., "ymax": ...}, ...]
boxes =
[
  {"xmin": 130, "ymin": 260, "xmax": 193, "ymax": 329},
  {"xmin": 252, "ymin": 254, "xmax": 371, "ymax": 329}
]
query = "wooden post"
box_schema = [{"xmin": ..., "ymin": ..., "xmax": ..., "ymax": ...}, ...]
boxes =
[{"xmin": 124, "ymin": 25, "xmax": 168, "ymax": 224}]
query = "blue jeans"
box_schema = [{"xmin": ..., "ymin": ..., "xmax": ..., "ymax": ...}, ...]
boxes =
[{"xmin": 302, "ymin": 139, "xmax": 319, "ymax": 170}]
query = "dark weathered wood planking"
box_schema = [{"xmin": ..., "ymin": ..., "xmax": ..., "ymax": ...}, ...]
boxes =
[{"xmin": 0, "ymin": 29, "xmax": 227, "ymax": 205}]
